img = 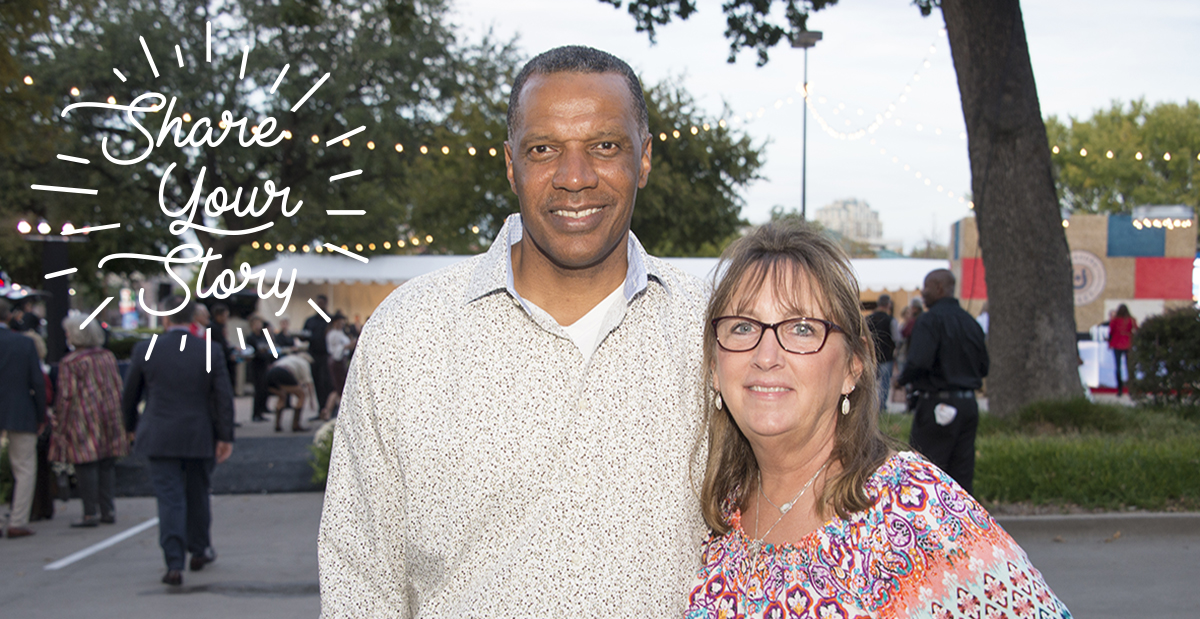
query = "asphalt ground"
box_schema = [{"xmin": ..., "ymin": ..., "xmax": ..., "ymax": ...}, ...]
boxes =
[{"xmin": 4, "ymin": 491, "xmax": 1197, "ymax": 618}]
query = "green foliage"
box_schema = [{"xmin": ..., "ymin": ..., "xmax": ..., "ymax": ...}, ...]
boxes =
[
  {"xmin": 634, "ymin": 79, "xmax": 762, "ymax": 255},
  {"xmin": 1, "ymin": 0, "xmax": 494, "ymax": 291},
  {"xmin": 104, "ymin": 328, "xmax": 156, "ymax": 360},
  {"xmin": 599, "ymin": 0, "xmax": 841, "ymax": 66},
  {"xmin": 1130, "ymin": 306, "xmax": 1200, "ymax": 409},
  {"xmin": 308, "ymin": 419, "xmax": 334, "ymax": 487},
  {"xmin": 974, "ymin": 434, "xmax": 1200, "ymax": 510},
  {"xmin": 1046, "ymin": 100, "xmax": 1200, "ymax": 213},
  {"xmin": 878, "ymin": 399, "xmax": 1200, "ymax": 510}
]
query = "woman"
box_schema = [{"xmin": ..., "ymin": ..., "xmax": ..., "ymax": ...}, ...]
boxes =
[
  {"xmin": 1107, "ymin": 304, "xmax": 1137, "ymax": 396},
  {"xmin": 686, "ymin": 223, "xmax": 1070, "ymax": 618},
  {"xmin": 49, "ymin": 313, "xmax": 129, "ymax": 527},
  {"xmin": 267, "ymin": 352, "xmax": 314, "ymax": 432}
]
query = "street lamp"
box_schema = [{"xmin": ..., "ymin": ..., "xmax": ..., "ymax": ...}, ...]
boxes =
[{"xmin": 791, "ymin": 29, "xmax": 822, "ymax": 221}]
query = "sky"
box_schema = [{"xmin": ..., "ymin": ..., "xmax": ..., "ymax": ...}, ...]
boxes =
[{"xmin": 450, "ymin": 0, "xmax": 1200, "ymax": 252}]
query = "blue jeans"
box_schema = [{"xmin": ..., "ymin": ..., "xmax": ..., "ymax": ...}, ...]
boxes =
[
  {"xmin": 147, "ymin": 458, "xmax": 214, "ymax": 570},
  {"xmin": 877, "ymin": 360, "xmax": 894, "ymax": 413}
]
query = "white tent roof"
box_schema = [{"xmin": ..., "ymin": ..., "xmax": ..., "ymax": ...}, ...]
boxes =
[{"xmin": 257, "ymin": 254, "xmax": 946, "ymax": 291}]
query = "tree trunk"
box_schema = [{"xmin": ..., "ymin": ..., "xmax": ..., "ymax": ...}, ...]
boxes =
[{"xmin": 941, "ymin": 0, "xmax": 1083, "ymax": 416}]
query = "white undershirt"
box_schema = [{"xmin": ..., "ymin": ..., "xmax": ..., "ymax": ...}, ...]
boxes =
[{"xmin": 560, "ymin": 284, "xmax": 625, "ymax": 362}]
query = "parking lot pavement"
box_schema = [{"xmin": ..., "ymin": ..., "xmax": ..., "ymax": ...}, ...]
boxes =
[
  {"xmin": 1, "ymin": 493, "xmax": 321, "ymax": 619},
  {"xmin": 6, "ymin": 489, "xmax": 1197, "ymax": 618},
  {"xmin": 998, "ymin": 512, "xmax": 1200, "ymax": 619}
]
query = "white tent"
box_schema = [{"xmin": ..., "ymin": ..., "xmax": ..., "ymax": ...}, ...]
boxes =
[{"xmin": 254, "ymin": 253, "xmax": 947, "ymax": 327}]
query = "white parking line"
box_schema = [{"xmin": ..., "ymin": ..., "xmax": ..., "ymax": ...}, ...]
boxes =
[{"xmin": 43, "ymin": 517, "xmax": 159, "ymax": 571}]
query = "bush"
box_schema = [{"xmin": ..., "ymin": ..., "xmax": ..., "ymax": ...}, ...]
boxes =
[
  {"xmin": 309, "ymin": 419, "xmax": 336, "ymax": 487},
  {"xmin": 879, "ymin": 399, "xmax": 1200, "ymax": 510},
  {"xmin": 1013, "ymin": 398, "xmax": 1133, "ymax": 434},
  {"xmin": 974, "ymin": 435, "xmax": 1200, "ymax": 510},
  {"xmin": 1130, "ymin": 305, "xmax": 1200, "ymax": 408}
]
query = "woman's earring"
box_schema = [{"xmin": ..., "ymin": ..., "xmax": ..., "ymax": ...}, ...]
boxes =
[
  {"xmin": 715, "ymin": 392, "xmax": 724, "ymax": 410},
  {"xmin": 841, "ymin": 394, "xmax": 851, "ymax": 415}
]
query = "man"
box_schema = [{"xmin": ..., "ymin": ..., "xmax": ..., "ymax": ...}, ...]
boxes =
[
  {"xmin": 122, "ymin": 298, "xmax": 235, "ymax": 586},
  {"xmin": 318, "ymin": 46, "xmax": 709, "ymax": 616},
  {"xmin": 247, "ymin": 316, "xmax": 273, "ymax": 422},
  {"xmin": 188, "ymin": 302, "xmax": 210, "ymax": 337},
  {"xmin": 0, "ymin": 298, "xmax": 47, "ymax": 538},
  {"xmin": 275, "ymin": 317, "xmax": 297, "ymax": 350},
  {"xmin": 866, "ymin": 294, "xmax": 901, "ymax": 413},
  {"xmin": 301, "ymin": 295, "xmax": 332, "ymax": 416},
  {"xmin": 897, "ymin": 269, "xmax": 989, "ymax": 493},
  {"xmin": 209, "ymin": 303, "xmax": 238, "ymax": 387}
]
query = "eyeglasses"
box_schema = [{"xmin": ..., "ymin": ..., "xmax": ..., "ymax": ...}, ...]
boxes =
[{"xmin": 712, "ymin": 316, "xmax": 844, "ymax": 355}]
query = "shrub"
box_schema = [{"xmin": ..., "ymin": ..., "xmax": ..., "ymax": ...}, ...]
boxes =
[
  {"xmin": 1130, "ymin": 305, "xmax": 1200, "ymax": 408},
  {"xmin": 1013, "ymin": 398, "xmax": 1133, "ymax": 434},
  {"xmin": 974, "ymin": 435, "xmax": 1200, "ymax": 510},
  {"xmin": 309, "ymin": 419, "xmax": 336, "ymax": 487}
]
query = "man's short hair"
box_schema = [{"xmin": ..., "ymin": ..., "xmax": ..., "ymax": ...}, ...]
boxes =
[
  {"xmin": 507, "ymin": 45, "xmax": 649, "ymax": 139},
  {"xmin": 877, "ymin": 294, "xmax": 891, "ymax": 309},
  {"xmin": 162, "ymin": 296, "xmax": 195, "ymax": 323},
  {"xmin": 211, "ymin": 303, "xmax": 230, "ymax": 318}
]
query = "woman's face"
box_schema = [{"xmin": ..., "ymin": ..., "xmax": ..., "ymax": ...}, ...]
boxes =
[{"xmin": 712, "ymin": 269, "xmax": 860, "ymax": 452}]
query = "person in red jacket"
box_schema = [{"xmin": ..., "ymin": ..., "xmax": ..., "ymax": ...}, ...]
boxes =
[{"xmin": 1108, "ymin": 304, "xmax": 1137, "ymax": 396}]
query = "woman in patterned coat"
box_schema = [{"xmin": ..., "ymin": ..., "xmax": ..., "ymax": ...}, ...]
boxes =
[
  {"xmin": 49, "ymin": 313, "xmax": 128, "ymax": 527},
  {"xmin": 685, "ymin": 222, "xmax": 1071, "ymax": 618}
]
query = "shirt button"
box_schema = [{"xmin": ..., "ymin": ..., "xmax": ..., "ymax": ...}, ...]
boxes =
[
  {"xmin": 571, "ymin": 550, "xmax": 584, "ymax": 569},
  {"xmin": 577, "ymin": 400, "xmax": 588, "ymax": 412},
  {"xmin": 573, "ymin": 474, "xmax": 587, "ymax": 491}
]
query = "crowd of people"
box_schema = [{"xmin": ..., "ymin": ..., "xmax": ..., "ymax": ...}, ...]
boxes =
[{"xmin": 0, "ymin": 292, "xmax": 357, "ymax": 586}]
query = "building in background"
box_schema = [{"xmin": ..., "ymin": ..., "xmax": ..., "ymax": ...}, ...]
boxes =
[
  {"xmin": 950, "ymin": 209, "xmax": 1197, "ymax": 390},
  {"xmin": 814, "ymin": 198, "xmax": 903, "ymax": 254}
]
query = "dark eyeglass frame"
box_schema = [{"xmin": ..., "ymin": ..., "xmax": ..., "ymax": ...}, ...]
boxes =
[{"xmin": 711, "ymin": 315, "xmax": 845, "ymax": 355}]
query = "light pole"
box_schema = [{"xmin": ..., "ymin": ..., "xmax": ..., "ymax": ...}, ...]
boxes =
[
  {"xmin": 16, "ymin": 219, "xmax": 89, "ymax": 363},
  {"xmin": 791, "ymin": 29, "xmax": 822, "ymax": 221}
]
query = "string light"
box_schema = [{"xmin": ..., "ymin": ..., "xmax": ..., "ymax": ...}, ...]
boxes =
[{"xmin": 70, "ymin": 87, "xmax": 80, "ymax": 96}]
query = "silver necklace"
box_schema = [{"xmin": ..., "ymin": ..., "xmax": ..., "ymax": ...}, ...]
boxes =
[{"xmin": 749, "ymin": 460, "xmax": 830, "ymax": 556}]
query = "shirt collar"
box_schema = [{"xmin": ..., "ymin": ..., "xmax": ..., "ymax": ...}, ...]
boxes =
[{"xmin": 464, "ymin": 213, "xmax": 664, "ymax": 309}]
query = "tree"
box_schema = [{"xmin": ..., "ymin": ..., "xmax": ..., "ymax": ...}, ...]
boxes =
[
  {"xmin": 1046, "ymin": 99, "xmax": 1200, "ymax": 213},
  {"xmin": 634, "ymin": 79, "xmax": 762, "ymax": 256},
  {"xmin": 602, "ymin": 0, "xmax": 1083, "ymax": 415},
  {"xmin": 2, "ymin": 0, "xmax": 487, "ymax": 301}
]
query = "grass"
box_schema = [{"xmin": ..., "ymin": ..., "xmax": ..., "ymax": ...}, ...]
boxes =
[{"xmin": 879, "ymin": 399, "xmax": 1200, "ymax": 512}]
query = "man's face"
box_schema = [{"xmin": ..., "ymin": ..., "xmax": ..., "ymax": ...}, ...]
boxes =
[
  {"xmin": 505, "ymin": 72, "xmax": 651, "ymax": 271},
  {"xmin": 921, "ymin": 276, "xmax": 945, "ymax": 307},
  {"xmin": 194, "ymin": 305, "xmax": 210, "ymax": 327},
  {"xmin": 279, "ymin": 318, "xmax": 289, "ymax": 332}
]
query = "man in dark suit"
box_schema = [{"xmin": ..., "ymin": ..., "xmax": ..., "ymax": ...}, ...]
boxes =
[
  {"xmin": 301, "ymin": 294, "xmax": 332, "ymax": 415},
  {"xmin": 0, "ymin": 298, "xmax": 47, "ymax": 538},
  {"xmin": 122, "ymin": 298, "xmax": 235, "ymax": 585}
]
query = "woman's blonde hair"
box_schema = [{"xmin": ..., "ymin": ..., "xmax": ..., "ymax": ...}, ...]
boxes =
[
  {"xmin": 700, "ymin": 221, "xmax": 896, "ymax": 533},
  {"xmin": 63, "ymin": 311, "xmax": 106, "ymax": 349}
]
